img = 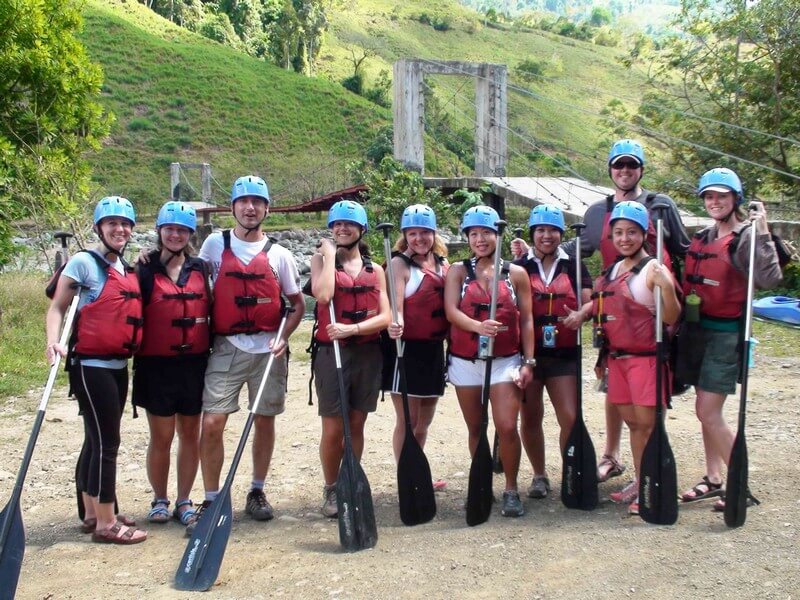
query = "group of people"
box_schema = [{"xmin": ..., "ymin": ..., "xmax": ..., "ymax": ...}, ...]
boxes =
[{"xmin": 44, "ymin": 138, "xmax": 783, "ymax": 545}]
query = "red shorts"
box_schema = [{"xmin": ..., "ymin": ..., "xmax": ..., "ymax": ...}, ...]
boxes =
[{"xmin": 607, "ymin": 355, "xmax": 668, "ymax": 407}]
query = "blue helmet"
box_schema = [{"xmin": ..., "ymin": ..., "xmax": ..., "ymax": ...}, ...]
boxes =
[
  {"xmin": 231, "ymin": 176, "xmax": 270, "ymax": 204},
  {"xmin": 609, "ymin": 201, "xmax": 649, "ymax": 232},
  {"xmin": 156, "ymin": 201, "xmax": 197, "ymax": 232},
  {"xmin": 401, "ymin": 204, "xmax": 437, "ymax": 231},
  {"xmin": 461, "ymin": 205, "xmax": 500, "ymax": 233},
  {"xmin": 328, "ymin": 200, "xmax": 368, "ymax": 231},
  {"xmin": 94, "ymin": 196, "xmax": 136, "ymax": 226},
  {"xmin": 528, "ymin": 205, "xmax": 565, "ymax": 233},
  {"xmin": 697, "ymin": 168, "xmax": 744, "ymax": 205},
  {"xmin": 608, "ymin": 139, "xmax": 645, "ymax": 166}
]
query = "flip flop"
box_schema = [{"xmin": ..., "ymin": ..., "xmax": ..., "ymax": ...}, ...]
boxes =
[
  {"xmin": 91, "ymin": 521, "xmax": 147, "ymax": 545},
  {"xmin": 81, "ymin": 514, "xmax": 137, "ymax": 534}
]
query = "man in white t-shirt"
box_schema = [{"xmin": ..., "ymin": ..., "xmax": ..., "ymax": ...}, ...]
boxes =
[{"xmin": 185, "ymin": 175, "xmax": 304, "ymax": 534}]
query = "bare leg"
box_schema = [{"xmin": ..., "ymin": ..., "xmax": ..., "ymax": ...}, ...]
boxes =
[
  {"xmin": 251, "ymin": 414, "xmax": 276, "ymax": 482},
  {"xmin": 490, "ymin": 382, "xmax": 522, "ymax": 491},
  {"xmin": 199, "ymin": 412, "xmax": 229, "ymax": 493},
  {"xmin": 519, "ymin": 380, "xmax": 546, "ymax": 476},
  {"xmin": 695, "ymin": 389, "xmax": 734, "ymax": 482},
  {"xmin": 146, "ymin": 413, "xmax": 176, "ymax": 500},
  {"xmin": 175, "ymin": 413, "xmax": 201, "ymax": 502},
  {"xmin": 545, "ymin": 375, "xmax": 578, "ymax": 452},
  {"xmin": 320, "ymin": 416, "xmax": 344, "ymax": 485}
]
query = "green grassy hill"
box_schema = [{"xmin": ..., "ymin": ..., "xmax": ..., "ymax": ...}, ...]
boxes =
[
  {"xmin": 79, "ymin": 0, "xmax": 655, "ymax": 214},
  {"xmin": 79, "ymin": 0, "xmax": 399, "ymax": 213}
]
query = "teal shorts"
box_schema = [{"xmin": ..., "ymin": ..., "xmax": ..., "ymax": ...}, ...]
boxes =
[{"xmin": 676, "ymin": 325, "xmax": 740, "ymax": 395}]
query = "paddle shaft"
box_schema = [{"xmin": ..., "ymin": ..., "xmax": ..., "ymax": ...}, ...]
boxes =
[
  {"xmin": 377, "ymin": 224, "xmax": 412, "ymax": 425},
  {"xmin": 572, "ymin": 223, "xmax": 586, "ymax": 416},
  {"xmin": 220, "ymin": 311, "xmax": 291, "ymax": 494},
  {"xmin": 176, "ymin": 310, "xmax": 291, "ymax": 588},
  {"xmin": 724, "ymin": 217, "xmax": 759, "ymax": 528},
  {"xmin": 482, "ymin": 220, "xmax": 508, "ymax": 420},
  {"xmin": 737, "ymin": 218, "xmax": 758, "ymax": 433},
  {"xmin": 0, "ymin": 290, "xmax": 80, "ymax": 558},
  {"xmin": 655, "ymin": 218, "xmax": 664, "ymax": 419}
]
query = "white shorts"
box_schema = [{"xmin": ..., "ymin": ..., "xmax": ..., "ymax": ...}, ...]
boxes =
[{"xmin": 447, "ymin": 355, "xmax": 522, "ymax": 387}]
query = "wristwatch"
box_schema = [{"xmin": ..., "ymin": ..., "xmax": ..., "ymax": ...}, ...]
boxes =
[{"xmin": 523, "ymin": 357, "xmax": 537, "ymax": 367}]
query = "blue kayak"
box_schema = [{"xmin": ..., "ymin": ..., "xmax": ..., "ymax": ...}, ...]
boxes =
[{"xmin": 753, "ymin": 296, "xmax": 800, "ymax": 325}]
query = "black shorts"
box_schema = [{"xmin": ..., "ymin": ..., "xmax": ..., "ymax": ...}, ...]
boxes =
[
  {"xmin": 381, "ymin": 334, "xmax": 446, "ymax": 397},
  {"xmin": 532, "ymin": 355, "xmax": 577, "ymax": 381},
  {"xmin": 132, "ymin": 354, "xmax": 208, "ymax": 417}
]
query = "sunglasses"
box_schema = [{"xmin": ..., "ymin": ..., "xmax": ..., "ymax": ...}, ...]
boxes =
[{"xmin": 611, "ymin": 161, "xmax": 642, "ymax": 170}]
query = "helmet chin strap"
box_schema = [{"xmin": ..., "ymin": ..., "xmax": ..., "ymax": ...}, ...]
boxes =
[
  {"xmin": 97, "ymin": 230, "xmax": 127, "ymax": 260},
  {"xmin": 234, "ymin": 214, "xmax": 264, "ymax": 235},
  {"xmin": 335, "ymin": 228, "xmax": 364, "ymax": 251},
  {"xmin": 161, "ymin": 246, "xmax": 186, "ymax": 266}
]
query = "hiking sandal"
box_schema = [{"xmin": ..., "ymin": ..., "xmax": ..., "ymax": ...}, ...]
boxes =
[
  {"xmin": 148, "ymin": 498, "xmax": 171, "ymax": 523},
  {"xmin": 173, "ymin": 499, "xmax": 197, "ymax": 526},
  {"xmin": 681, "ymin": 476, "xmax": 723, "ymax": 503},
  {"xmin": 597, "ymin": 455, "xmax": 626, "ymax": 483},
  {"xmin": 91, "ymin": 521, "xmax": 147, "ymax": 545}
]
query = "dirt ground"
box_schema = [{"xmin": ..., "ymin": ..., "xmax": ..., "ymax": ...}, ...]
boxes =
[{"xmin": 2, "ymin": 321, "xmax": 799, "ymax": 600}]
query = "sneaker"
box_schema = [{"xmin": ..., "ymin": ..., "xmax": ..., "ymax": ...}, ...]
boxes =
[
  {"xmin": 184, "ymin": 500, "xmax": 212, "ymax": 537},
  {"xmin": 501, "ymin": 490, "xmax": 524, "ymax": 517},
  {"xmin": 321, "ymin": 484, "xmax": 337, "ymax": 518},
  {"xmin": 527, "ymin": 475, "xmax": 551, "ymax": 499},
  {"xmin": 245, "ymin": 489, "xmax": 274, "ymax": 521},
  {"xmin": 609, "ymin": 479, "xmax": 639, "ymax": 505}
]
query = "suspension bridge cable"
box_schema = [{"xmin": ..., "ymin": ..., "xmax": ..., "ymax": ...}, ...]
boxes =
[{"xmin": 508, "ymin": 70, "xmax": 800, "ymax": 148}]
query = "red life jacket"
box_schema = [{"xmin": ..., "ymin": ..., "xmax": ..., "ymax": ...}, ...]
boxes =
[
  {"xmin": 138, "ymin": 263, "xmax": 211, "ymax": 357},
  {"xmin": 395, "ymin": 252, "xmax": 449, "ymax": 342},
  {"xmin": 449, "ymin": 258, "xmax": 520, "ymax": 359},
  {"xmin": 592, "ymin": 256, "xmax": 656, "ymax": 356},
  {"xmin": 212, "ymin": 230, "xmax": 282, "ymax": 335},
  {"xmin": 682, "ymin": 228, "xmax": 746, "ymax": 319},
  {"xmin": 73, "ymin": 255, "xmax": 143, "ymax": 359},
  {"xmin": 315, "ymin": 256, "xmax": 381, "ymax": 345},
  {"xmin": 600, "ymin": 195, "xmax": 673, "ymax": 271},
  {"xmin": 525, "ymin": 260, "xmax": 578, "ymax": 351}
]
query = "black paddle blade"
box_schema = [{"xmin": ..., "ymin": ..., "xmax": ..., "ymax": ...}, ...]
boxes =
[
  {"xmin": 638, "ymin": 420, "xmax": 678, "ymax": 525},
  {"xmin": 336, "ymin": 449, "xmax": 377, "ymax": 552},
  {"xmin": 174, "ymin": 492, "xmax": 233, "ymax": 591},
  {"xmin": 466, "ymin": 431, "xmax": 493, "ymax": 527},
  {"xmin": 0, "ymin": 502, "xmax": 25, "ymax": 600},
  {"xmin": 397, "ymin": 428, "xmax": 436, "ymax": 526},
  {"xmin": 561, "ymin": 420, "xmax": 599, "ymax": 511},
  {"xmin": 724, "ymin": 429, "xmax": 749, "ymax": 528}
]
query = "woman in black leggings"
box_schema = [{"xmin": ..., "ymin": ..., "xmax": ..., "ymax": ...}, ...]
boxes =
[{"xmin": 46, "ymin": 197, "xmax": 147, "ymax": 545}]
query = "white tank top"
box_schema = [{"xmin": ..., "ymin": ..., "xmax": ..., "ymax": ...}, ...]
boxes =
[{"xmin": 610, "ymin": 259, "xmax": 656, "ymax": 314}]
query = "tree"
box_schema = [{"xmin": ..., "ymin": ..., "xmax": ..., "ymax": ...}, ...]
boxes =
[
  {"xmin": 0, "ymin": 0, "xmax": 112, "ymax": 266},
  {"xmin": 629, "ymin": 0, "xmax": 800, "ymax": 204},
  {"xmin": 589, "ymin": 6, "xmax": 612, "ymax": 26}
]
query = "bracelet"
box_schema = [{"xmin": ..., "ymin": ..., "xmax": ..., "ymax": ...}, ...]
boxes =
[
  {"xmin": 356, "ymin": 323, "xmax": 361, "ymax": 335},
  {"xmin": 523, "ymin": 357, "xmax": 537, "ymax": 367}
]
